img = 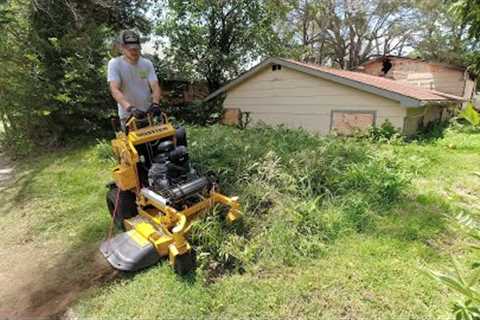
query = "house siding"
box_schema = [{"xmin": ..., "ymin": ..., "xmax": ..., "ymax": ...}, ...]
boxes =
[{"xmin": 224, "ymin": 66, "xmax": 406, "ymax": 135}]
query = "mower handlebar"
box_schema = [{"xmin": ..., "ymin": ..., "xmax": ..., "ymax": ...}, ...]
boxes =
[{"xmin": 124, "ymin": 111, "xmax": 168, "ymax": 133}]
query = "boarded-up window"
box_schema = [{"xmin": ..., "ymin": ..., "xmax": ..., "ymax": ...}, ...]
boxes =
[
  {"xmin": 222, "ymin": 108, "xmax": 241, "ymax": 125},
  {"xmin": 331, "ymin": 111, "xmax": 375, "ymax": 135}
]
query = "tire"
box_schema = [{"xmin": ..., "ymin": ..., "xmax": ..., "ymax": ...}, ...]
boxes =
[
  {"xmin": 175, "ymin": 127, "xmax": 187, "ymax": 147},
  {"xmin": 174, "ymin": 250, "xmax": 196, "ymax": 275},
  {"xmin": 106, "ymin": 187, "xmax": 138, "ymax": 230}
]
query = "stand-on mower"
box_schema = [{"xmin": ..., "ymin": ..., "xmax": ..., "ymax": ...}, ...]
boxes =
[{"xmin": 100, "ymin": 112, "xmax": 241, "ymax": 274}]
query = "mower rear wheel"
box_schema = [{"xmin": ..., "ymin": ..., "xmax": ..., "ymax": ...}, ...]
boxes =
[
  {"xmin": 174, "ymin": 250, "xmax": 196, "ymax": 275},
  {"xmin": 106, "ymin": 187, "xmax": 138, "ymax": 230}
]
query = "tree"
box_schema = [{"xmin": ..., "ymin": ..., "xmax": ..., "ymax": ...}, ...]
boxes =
[
  {"xmin": 283, "ymin": 0, "xmax": 418, "ymax": 69},
  {"xmin": 156, "ymin": 0, "xmax": 287, "ymax": 92},
  {"xmin": 450, "ymin": 0, "xmax": 480, "ymax": 75},
  {"xmin": 26, "ymin": 0, "xmax": 152, "ymax": 135},
  {"xmin": 412, "ymin": 0, "xmax": 470, "ymax": 67},
  {"xmin": 0, "ymin": 0, "xmax": 154, "ymax": 153}
]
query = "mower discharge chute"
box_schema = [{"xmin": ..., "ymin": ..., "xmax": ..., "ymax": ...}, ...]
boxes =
[{"xmin": 100, "ymin": 112, "xmax": 241, "ymax": 274}]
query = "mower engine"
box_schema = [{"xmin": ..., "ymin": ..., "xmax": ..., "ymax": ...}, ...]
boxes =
[{"xmin": 146, "ymin": 139, "xmax": 213, "ymax": 206}]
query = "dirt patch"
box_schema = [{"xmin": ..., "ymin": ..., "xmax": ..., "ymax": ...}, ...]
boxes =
[
  {"xmin": 0, "ymin": 243, "xmax": 118, "ymax": 320},
  {"xmin": 0, "ymin": 153, "xmax": 117, "ymax": 320}
]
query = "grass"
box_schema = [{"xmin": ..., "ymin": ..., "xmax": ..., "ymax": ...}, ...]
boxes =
[{"xmin": 1, "ymin": 123, "xmax": 479, "ymax": 319}]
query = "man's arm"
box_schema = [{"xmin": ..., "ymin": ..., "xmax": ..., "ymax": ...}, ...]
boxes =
[
  {"xmin": 109, "ymin": 80, "xmax": 132, "ymax": 111},
  {"xmin": 108, "ymin": 59, "xmax": 133, "ymax": 112},
  {"xmin": 149, "ymin": 80, "xmax": 162, "ymax": 104},
  {"xmin": 147, "ymin": 60, "xmax": 161, "ymax": 104}
]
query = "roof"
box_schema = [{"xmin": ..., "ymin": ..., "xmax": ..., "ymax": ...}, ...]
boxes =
[
  {"xmin": 358, "ymin": 55, "xmax": 467, "ymax": 71},
  {"xmin": 205, "ymin": 57, "xmax": 465, "ymax": 107}
]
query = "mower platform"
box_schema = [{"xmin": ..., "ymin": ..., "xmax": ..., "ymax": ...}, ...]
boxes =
[{"xmin": 100, "ymin": 230, "xmax": 160, "ymax": 272}]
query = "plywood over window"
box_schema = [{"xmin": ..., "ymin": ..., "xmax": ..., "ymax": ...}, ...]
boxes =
[
  {"xmin": 331, "ymin": 111, "xmax": 375, "ymax": 135},
  {"xmin": 222, "ymin": 108, "xmax": 241, "ymax": 125}
]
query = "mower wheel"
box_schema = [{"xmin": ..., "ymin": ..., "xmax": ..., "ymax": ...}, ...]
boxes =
[
  {"xmin": 106, "ymin": 187, "xmax": 138, "ymax": 230},
  {"xmin": 174, "ymin": 250, "xmax": 196, "ymax": 275},
  {"xmin": 175, "ymin": 126, "xmax": 187, "ymax": 147}
]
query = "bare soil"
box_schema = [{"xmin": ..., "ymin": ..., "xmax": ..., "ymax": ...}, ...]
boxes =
[{"xmin": 0, "ymin": 153, "xmax": 117, "ymax": 320}]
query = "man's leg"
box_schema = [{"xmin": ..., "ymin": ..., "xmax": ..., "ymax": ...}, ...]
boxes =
[{"xmin": 120, "ymin": 118, "xmax": 127, "ymax": 132}]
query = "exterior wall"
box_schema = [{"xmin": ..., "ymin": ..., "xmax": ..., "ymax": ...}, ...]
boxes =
[
  {"xmin": 223, "ymin": 66, "xmax": 406, "ymax": 135},
  {"xmin": 361, "ymin": 59, "xmax": 467, "ymax": 97},
  {"xmin": 403, "ymin": 103, "xmax": 457, "ymax": 135},
  {"xmin": 463, "ymin": 78, "xmax": 476, "ymax": 100}
]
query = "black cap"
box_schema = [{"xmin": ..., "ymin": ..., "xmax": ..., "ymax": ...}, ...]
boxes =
[{"xmin": 119, "ymin": 30, "xmax": 141, "ymax": 50}]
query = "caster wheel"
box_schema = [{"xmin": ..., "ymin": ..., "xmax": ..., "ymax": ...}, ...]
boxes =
[{"xmin": 174, "ymin": 251, "xmax": 196, "ymax": 275}]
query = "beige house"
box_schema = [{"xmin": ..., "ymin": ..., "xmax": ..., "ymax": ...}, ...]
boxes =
[
  {"xmin": 356, "ymin": 55, "xmax": 476, "ymax": 100},
  {"xmin": 205, "ymin": 57, "xmax": 465, "ymax": 135}
]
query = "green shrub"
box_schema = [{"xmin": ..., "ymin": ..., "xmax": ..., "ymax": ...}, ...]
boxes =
[
  {"xmin": 459, "ymin": 102, "xmax": 480, "ymax": 127},
  {"xmin": 427, "ymin": 213, "xmax": 480, "ymax": 320},
  {"xmin": 368, "ymin": 119, "xmax": 402, "ymax": 142},
  {"xmin": 160, "ymin": 95, "xmax": 225, "ymax": 126},
  {"xmin": 93, "ymin": 138, "xmax": 115, "ymax": 163}
]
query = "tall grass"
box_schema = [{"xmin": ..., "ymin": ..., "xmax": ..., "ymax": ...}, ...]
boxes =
[{"xmin": 183, "ymin": 125, "xmax": 410, "ymax": 276}]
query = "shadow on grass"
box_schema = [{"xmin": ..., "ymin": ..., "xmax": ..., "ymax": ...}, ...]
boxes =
[{"xmin": 0, "ymin": 163, "xmax": 46, "ymax": 215}]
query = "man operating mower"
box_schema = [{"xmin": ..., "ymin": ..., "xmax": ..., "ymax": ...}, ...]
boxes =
[
  {"xmin": 101, "ymin": 30, "xmax": 242, "ymax": 275},
  {"xmin": 107, "ymin": 30, "xmax": 162, "ymax": 126}
]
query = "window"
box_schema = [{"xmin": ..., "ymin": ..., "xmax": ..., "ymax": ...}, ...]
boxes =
[
  {"xmin": 272, "ymin": 64, "xmax": 282, "ymax": 71},
  {"xmin": 331, "ymin": 111, "xmax": 376, "ymax": 135}
]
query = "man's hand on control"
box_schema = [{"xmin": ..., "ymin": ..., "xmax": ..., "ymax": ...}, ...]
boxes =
[
  {"xmin": 148, "ymin": 103, "xmax": 162, "ymax": 116},
  {"xmin": 127, "ymin": 106, "xmax": 146, "ymax": 119}
]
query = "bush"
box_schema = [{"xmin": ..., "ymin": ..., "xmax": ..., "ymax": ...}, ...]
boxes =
[
  {"xmin": 368, "ymin": 119, "xmax": 402, "ymax": 142},
  {"xmin": 160, "ymin": 95, "xmax": 225, "ymax": 126},
  {"xmin": 0, "ymin": 1, "xmax": 150, "ymax": 156}
]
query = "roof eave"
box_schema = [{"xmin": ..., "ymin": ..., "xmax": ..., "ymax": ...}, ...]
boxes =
[
  {"xmin": 204, "ymin": 58, "xmax": 274, "ymax": 101},
  {"xmin": 419, "ymin": 99, "xmax": 463, "ymax": 106}
]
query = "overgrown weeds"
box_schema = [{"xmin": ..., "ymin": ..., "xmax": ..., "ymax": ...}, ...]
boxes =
[
  {"xmin": 90, "ymin": 124, "xmax": 411, "ymax": 279},
  {"xmin": 184, "ymin": 125, "xmax": 410, "ymax": 278}
]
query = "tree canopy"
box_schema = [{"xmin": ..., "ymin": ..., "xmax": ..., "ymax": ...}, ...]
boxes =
[{"xmin": 156, "ymin": 0, "xmax": 287, "ymax": 92}]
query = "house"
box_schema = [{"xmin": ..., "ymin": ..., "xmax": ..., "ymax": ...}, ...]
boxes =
[
  {"xmin": 356, "ymin": 55, "xmax": 476, "ymax": 100},
  {"xmin": 205, "ymin": 57, "xmax": 465, "ymax": 135}
]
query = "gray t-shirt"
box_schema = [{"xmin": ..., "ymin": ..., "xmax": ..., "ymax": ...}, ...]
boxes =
[{"xmin": 107, "ymin": 56, "xmax": 158, "ymax": 119}]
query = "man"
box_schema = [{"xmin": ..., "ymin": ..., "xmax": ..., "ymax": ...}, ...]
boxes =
[{"xmin": 107, "ymin": 30, "xmax": 162, "ymax": 125}]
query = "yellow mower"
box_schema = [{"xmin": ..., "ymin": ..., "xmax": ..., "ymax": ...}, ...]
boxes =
[{"xmin": 100, "ymin": 112, "xmax": 241, "ymax": 274}]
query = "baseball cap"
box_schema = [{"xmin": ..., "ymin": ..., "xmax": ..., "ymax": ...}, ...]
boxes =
[{"xmin": 119, "ymin": 30, "xmax": 141, "ymax": 50}]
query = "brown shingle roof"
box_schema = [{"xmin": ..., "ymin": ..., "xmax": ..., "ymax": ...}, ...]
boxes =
[
  {"xmin": 357, "ymin": 55, "xmax": 467, "ymax": 71},
  {"xmin": 284, "ymin": 59, "xmax": 463, "ymax": 102}
]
